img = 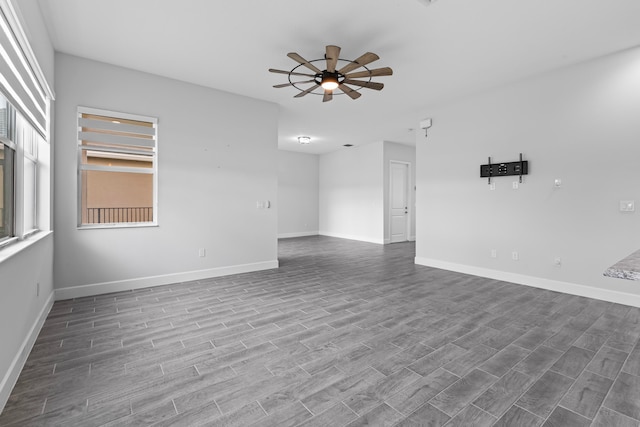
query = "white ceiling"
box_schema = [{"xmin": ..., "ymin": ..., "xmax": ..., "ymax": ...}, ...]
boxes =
[{"xmin": 37, "ymin": 0, "xmax": 640, "ymax": 154}]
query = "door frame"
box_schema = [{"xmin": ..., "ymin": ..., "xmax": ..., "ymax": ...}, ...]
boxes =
[{"xmin": 388, "ymin": 160, "xmax": 412, "ymax": 244}]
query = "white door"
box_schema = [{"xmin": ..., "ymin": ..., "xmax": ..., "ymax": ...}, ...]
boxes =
[{"xmin": 390, "ymin": 162, "xmax": 409, "ymax": 243}]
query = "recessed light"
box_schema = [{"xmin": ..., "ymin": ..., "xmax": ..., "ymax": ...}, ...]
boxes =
[{"xmin": 298, "ymin": 136, "xmax": 311, "ymax": 144}]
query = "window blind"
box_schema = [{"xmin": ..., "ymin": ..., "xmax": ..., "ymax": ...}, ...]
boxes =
[{"xmin": 0, "ymin": 3, "xmax": 52, "ymax": 137}]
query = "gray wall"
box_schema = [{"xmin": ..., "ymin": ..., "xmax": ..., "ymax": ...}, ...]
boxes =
[
  {"xmin": 416, "ymin": 46, "xmax": 640, "ymax": 305},
  {"xmin": 54, "ymin": 54, "xmax": 279, "ymax": 296},
  {"xmin": 319, "ymin": 141, "xmax": 384, "ymax": 244},
  {"xmin": 278, "ymin": 150, "xmax": 319, "ymax": 238}
]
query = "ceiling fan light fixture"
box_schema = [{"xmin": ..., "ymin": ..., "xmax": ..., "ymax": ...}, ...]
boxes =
[
  {"xmin": 269, "ymin": 45, "xmax": 392, "ymax": 102},
  {"xmin": 298, "ymin": 136, "xmax": 311, "ymax": 144},
  {"xmin": 320, "ymin": 72, "xmax": 339, "ymax": 91}
]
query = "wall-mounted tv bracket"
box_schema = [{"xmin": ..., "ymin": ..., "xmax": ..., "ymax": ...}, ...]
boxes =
[{"xmin": 480, "ymin": 153, "xmax": 528, "ymax": 185}]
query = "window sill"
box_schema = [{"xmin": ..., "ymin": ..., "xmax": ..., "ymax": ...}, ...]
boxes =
[
  {"xmin": 77, "ymin": 222, "xmax": 158, "ymax": 230},
  {"xmin": 0, "ymin": 230, "xmax": 53, "ymax": 265}
]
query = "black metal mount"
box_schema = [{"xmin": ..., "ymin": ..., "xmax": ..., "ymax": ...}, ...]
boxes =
[{"xmin": 481, "ymin": 153, "xmax": 528, "ymax": 185}]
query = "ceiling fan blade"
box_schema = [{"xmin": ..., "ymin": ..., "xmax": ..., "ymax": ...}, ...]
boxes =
[
  {"xmin": 273, "ymin": 80, "xmax": 316, "ymax": 88},
  {"xmin": 287, "ymin": 52, "xmax": 322, "ymax": 73},
  {"xmin": 325, "ymin": 45, "xmax": 341, "ymax": 73},
  {"xmin": 338, "ymin": 52, "xmax": 379, "ymax": 74},
  {"xmin": 323, "ymin": 90, "xmax": 333, "ymax": 102},
  {"xmin": 343, "ymin": 79, "xmax": 384, "ymax": 90},
  {"xmin": 338, "ymin": 84, "xmax": 362, "ymax": 100},
  {"xmin": 294, "ymin": 84, "xmax": 320, "ymax": 98},
  {"xmin": 269, "ymin": 68, "xmax": 317, "ymax": 78},
  {"xmin": 345, "ymin": 67, "xmax": 393, "ymax": 79}
]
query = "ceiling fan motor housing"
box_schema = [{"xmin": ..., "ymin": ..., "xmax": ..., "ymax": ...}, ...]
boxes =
[{"xmin": 316, "ymin": 70, "xmax": 343, "ymax": 90}]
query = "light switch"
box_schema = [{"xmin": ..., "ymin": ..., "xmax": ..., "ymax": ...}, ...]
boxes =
[{"xmin": 620, "ymin": 200, "xmax": 635, "ymax": 212}]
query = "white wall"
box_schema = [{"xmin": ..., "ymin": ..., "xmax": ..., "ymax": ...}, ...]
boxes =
[
  {"xmin": 0, "ymin": 234, "xmax": 54, "ymax": 407},
  {"xmin": 11, "ymin": 0, "xmax": 54, "ymax": 85},
  {"xmin": 0, "ymin": 0, "xmax": 54, "ymax": 411},
  {"xmin": 278, "ymin": 150, "xmax": 319, "ymax": 238},
  {"xmin": 54, "ymin": 54, "xmax": 279, "ymax": 298},
  {"xmin": 384, "ymin": 142, "xmax": 416, "ymax": 243},
  {"xmin": 319, "ymin": 141, "xmax": 384, "ymax": 244},
  {"xmin": 416, "ymin": 46, "xmax": 640, "ymax": 306}
]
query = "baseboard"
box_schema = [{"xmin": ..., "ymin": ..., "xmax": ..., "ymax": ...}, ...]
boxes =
[
  {"xmin": 319, "ymin": 231, "xmax": 384, "ymax": 245},
  {"xmin": 0, "ymin": 291, "xmax": 54, "ymax": 412},
  {"xmin": 415, "ymin": 257, "xmax": 640, "ymax": 308},
  {"xmin": 385, "ymin": 237, "xmax": 416, "ymax": 245},
  {"xmin": 55, "ymin": 260, "xmax": 279, "ymax": 301},
  {"xmin": 278, "ymin": 231, "xmax": 319, "ymax": 239}
]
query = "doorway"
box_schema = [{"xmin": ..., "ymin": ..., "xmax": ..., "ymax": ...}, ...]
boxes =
[{"xmin": 389, "ymin": 161, "xmax": 410, "ymax": 243}]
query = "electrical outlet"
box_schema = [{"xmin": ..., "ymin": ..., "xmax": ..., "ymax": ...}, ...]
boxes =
[
  {"xmin": 512, "ymin": 181, "xmax": 519, "ymax": 190},
  {"xmin": 512, "ymin": 251, "xmax": 519, "ymax": 261},
  {"xmin": 489, "ymin": 183, "xmax": 496, "ymax": 191},
  {"xmin": 490, "ymin": 249, "xmax": 497, "ymax": 258},
  {"xmin": 198, "ymin": 248, "xmax": 206, "ymax": 257},
  {"xmin": 554, "ymin": 257, "xmax": 562, "ymax": 267}
]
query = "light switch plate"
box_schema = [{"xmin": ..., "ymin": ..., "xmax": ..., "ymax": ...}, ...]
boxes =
[{"xmin": 620, "ymin": 200, "xmax": 635, "ymax": 212}]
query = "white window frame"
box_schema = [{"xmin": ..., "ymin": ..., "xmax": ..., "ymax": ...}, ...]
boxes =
[
  {"xmin": 15, "ymin": 112, "xmax": 39, "ymax": 238},
  {"xmin": 0, "ymin": 130, "xmax": 16, "ymax": 248},
  {"xmin": 0, "ymin": 97, "xmax": 43, "ymax": 249},
  {"xmin": 0, "ymin": 0, "xmax": 54, "ymax": 256},
  {"xmin": 77, "ymin": 106, "xmax": 158, "ymax": 229}
]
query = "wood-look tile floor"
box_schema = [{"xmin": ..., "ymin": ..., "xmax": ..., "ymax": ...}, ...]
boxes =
[{"xmin": 3, "ymin": 236, "xmax": 640, "ymax": 426}]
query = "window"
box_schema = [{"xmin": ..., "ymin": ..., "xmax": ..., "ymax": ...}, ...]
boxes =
[
  {"xmin": 0, "ymin": 118, "xmax": 15, "ymax": 242},
  {"xmin": 0, "ymin": 92, "xmax": 45, "ymax": 247},
  {"xmin": 17, "ymin": 113, "xmax": 41, "ymax": 234},
  {"xmin": 0, "ymin": 0, "xmax": 53, "ymax": 252},
  {"xmin": 77, "ymin": 107, "xmax": 158, "ymax": 228}
]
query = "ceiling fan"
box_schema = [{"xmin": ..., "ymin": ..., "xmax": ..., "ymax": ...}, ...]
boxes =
[{"xmin": 269, "ymin": 45, "xmax": 393, "ymax": 102}]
